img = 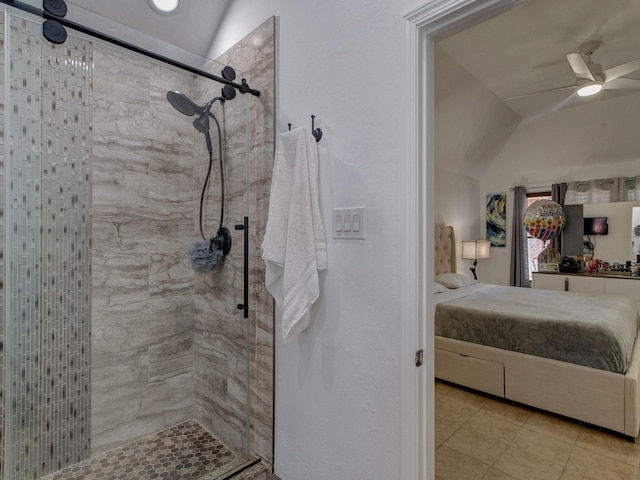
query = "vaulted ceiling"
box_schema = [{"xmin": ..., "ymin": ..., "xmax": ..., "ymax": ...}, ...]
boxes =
[
  {"xmin": 435, "ymin": 0, "xmax": 640, "ymax": 176},
  {"xmin": 438, "ymin": 0, "xmax": 640, "ymax": 120}
]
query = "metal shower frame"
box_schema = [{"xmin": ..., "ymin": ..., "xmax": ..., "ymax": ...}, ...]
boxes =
[{"xmin": 1, "ymin": 0, "xmax": 261, "ymax": 99}]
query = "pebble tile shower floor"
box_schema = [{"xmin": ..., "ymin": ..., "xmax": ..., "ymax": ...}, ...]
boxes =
[{"xmin": 42, "ymin": 419, "xmax": 247, "ymax": 480}]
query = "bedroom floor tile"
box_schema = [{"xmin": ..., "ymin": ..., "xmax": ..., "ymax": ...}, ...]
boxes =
[
  {"xmin": 492, "ymin": 444, "xmax": 566, "ymax": 480},
  {"xmin": 509, "ymin": 428, "xmax": 573, "ymax": 465},
  {"xmin": 435, "ymin": 381, "xmax": 640, "ymax": 480},
  {"xmin": 436, "ymin": 381, "xmax": 456, "ymax": 398},
  {"xmin": 480, "ymin": 397, "xmax": 532, "ymax": 426},
  {"xmin": 564, "ymin": 446, "xmax": 638, "ymax": 480},
  {"xmin": 445, "ymin": 425, "xmax": 509, "ymax": 465},
  {"xmin": 482, "ymin": 469, "xmax": 519, "ymax": 480},
  {"xmin": 575, "ymin": 427, "xmax": 640, "ymax": 467},
  {"xmin": 436, "ymin": 445, "xmax": 490, "ymax": 480},
  {"xmin": 523, "ymin": 411, "xmax": 581, "ymax": 444},
  {"xmin": 436, "ymin": 396, "xmax": 478, "ymax": 426},
  {"xmin": 465, "ymin": 409, "xmax": 521, "ymax": 443},
  {"xmin": 446, "ymin": 386, "xmax": 491, "ymax": 411},
  {"xmin": 435, "ymin": 415, "xmax": 462, "ymax": 448}
]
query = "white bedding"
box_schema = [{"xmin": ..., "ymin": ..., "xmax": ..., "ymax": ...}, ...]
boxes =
[{"xmin": 434, "ymin": 282, "xmax": 495, "ymax": 303}]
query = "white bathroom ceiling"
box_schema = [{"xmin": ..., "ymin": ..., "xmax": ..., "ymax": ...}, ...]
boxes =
[{"xmin": 67, "ymin": 0, "xmax": 232, "ymax": 57}]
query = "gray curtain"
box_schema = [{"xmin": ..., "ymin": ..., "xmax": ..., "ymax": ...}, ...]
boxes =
[
  {"xmin": 509, "ymin": 186, "xmax": 530, "ymax": 287},
  {"xmin": 551, "ymin": 182, "xmax": 567, "ymax": 252}
]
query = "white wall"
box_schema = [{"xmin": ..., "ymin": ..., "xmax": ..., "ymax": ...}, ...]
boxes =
[
  {"xmin": 582, "ymin": 202, "xmax": 640, "ymax": 264},
  {"xmin": 435, "ymin": 167, "xmax": 481, "ymax": 278},
  {"xmin": 477, "ymin": 93, "xmax": 640, "ymax": 285},
  {"xmin": 209, "ymin": 1, "xmax": 420, "ymax": 479}
]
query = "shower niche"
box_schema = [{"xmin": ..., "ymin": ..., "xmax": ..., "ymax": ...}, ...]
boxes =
[{"xmin": 0, "ymin": 2, "xmax": 267, "ymax": 479}]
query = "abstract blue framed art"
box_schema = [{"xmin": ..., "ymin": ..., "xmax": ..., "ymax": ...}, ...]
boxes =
[{"xmin": 486, "ymin": 193, "xmax": 506, "ymax": 247}]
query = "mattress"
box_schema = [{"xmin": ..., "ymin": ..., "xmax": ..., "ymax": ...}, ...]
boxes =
[{"xmin": 435, "ymin": 284, "xmax": 639, "ymax": 373}]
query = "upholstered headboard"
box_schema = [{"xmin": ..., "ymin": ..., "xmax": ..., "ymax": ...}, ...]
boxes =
[{"xmin": 435, "ymin": 225, "xmax": 456, "ymax": 275}]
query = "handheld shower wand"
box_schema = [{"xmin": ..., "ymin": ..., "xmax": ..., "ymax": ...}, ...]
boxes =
[{"xmin": 167, "ymin": 91, "xmax": 231, "ymax": 269}]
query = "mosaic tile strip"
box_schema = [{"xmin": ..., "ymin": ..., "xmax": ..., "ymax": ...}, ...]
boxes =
[
  {"xmin": 5, "ymin": 17, "xmax": 46, "ymax": 480},
  {"xmin": 4, "ymin": 15, "xmax": 93, "ymax": 479},
  {"xmin": 42, "ymin": 419, "xmax": 249, "ymax": 480},
  {"xmin": 39, "ymin": 31, "xmax": 93, "ymax": 476}
]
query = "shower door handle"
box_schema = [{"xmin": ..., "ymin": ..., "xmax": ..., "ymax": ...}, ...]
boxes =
[{"xmin": 238, "ymin": 217, "xmax": 249, "ymax": 318}]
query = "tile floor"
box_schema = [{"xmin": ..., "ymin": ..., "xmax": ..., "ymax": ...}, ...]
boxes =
[
  {"xmin": 435, "ymin": 381, "xmax": 640, "ymax": 480},
  {"xmin": 42, "ymin": 419, "xmax": 250, "ymax": 480}
]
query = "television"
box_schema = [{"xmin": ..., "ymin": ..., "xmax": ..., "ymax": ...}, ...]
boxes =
[{"xmin": 584, "ymin": 217, "xmax": 608, "ymax": 235}]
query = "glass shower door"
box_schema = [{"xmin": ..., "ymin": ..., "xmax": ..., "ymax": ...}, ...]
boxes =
[{"xmin": 1, "ymin": 3, "xmax": 253, "ymax": 479}]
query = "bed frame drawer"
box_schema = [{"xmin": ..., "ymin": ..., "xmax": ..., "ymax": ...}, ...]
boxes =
[{"xmin": 435, "ymin": 349, "xmax": 504, "ymax": 397}]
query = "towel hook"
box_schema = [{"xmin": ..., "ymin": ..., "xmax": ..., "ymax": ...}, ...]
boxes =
[
  {"xmin": 287, "ymin": 116, "xmax": 323, "ymax": 142},
  {"xmin": 311, "ymin": 115, "xmax": 322, "ymax": 142}
]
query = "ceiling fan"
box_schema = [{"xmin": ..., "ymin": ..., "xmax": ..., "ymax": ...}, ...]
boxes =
[{"xmin": 504, "ymin": 41, "xmax": 640, "ymax": 105}]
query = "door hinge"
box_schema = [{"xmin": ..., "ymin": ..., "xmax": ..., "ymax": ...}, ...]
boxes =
[{"xmin": 415, "ymin": 349, "xmax": 424, "ymax": 367}]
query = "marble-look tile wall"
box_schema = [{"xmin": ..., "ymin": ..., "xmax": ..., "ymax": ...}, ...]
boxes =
[
  {"xmin": 214, "ymin": 17, "xmax": 276, "ymax": 468},
  {"xmin": 90, "ymin": 36, "xmax": 258, "ymax": 458},
  {"xmin": 90, "ymin": 44, "xmax": 198, "ymax": 454}
]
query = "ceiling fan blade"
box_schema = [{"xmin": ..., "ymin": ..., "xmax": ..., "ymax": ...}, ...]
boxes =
[
  {"xmin": 521, "ymin": 93, "xmax": 578, "ymax": 123},
  {"xmin": 603, "ymin": 58, "xmax": 640, "ymax": 82},
  {"xmin": 602, "ymin": 78, "xmax": 640, "ymax": 90},
  {"xmin": 566, "ymin": 52, "xmax": 594, "ymax": 81},
  {"xmin": 502, "ymin": 84, "xmax": 574, "ymax": 102}
]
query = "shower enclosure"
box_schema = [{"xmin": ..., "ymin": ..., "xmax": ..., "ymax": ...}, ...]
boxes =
[{"xmin": 1, "ymin": 2, "xmax": 256, "ymax": 478}]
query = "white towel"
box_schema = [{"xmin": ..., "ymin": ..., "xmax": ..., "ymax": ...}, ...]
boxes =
[{"xmin": 262, "ymin": 127, "xmax": 327, "ymax": 342}]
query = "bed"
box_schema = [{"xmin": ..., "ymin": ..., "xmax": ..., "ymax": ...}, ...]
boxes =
[{"xmin": 434, "ymin": 225, "xmax": 640, "ymax": 438}]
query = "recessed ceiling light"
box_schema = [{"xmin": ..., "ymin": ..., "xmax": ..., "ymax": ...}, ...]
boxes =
[{"xmin": 148, "ymin": 0, "xmax": 182, "ymax": 14}]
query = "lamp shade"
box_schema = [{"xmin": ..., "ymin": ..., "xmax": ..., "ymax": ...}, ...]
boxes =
[{"xmin": 461, "ymin": 240, "xmax": 491, "ymax": 260}]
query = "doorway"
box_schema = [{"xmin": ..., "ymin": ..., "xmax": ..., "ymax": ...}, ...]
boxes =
[{"xmin": 403, "ymin": 1, "xmax": 529, "ymax": 478}]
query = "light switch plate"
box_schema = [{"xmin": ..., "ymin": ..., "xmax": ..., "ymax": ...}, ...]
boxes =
[{"xmin": 333, "ymin": 207, "xmax": 365, "ymax": 239}]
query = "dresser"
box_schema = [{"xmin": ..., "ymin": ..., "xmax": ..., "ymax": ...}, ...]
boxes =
[{"xmin": 532, "ymin": 272, "xmax": 640, "ymax": 314}]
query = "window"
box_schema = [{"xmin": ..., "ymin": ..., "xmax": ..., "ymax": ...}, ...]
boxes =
[{"xmin": 526, "ymin": 192, "xmax": 552, "ymax": 280}]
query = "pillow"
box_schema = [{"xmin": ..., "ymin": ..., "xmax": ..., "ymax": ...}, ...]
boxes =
[
  {"xmin": 435, "ymin": 273, "xmax": 477, "ymax": 289},
  {"xmin": 434, "ymin": 282, "xmax": 449, "ymax": 294}
]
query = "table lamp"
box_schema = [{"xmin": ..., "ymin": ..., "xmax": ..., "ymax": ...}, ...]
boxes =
[{"xmin": 461, "ymin": 240, "xmax": 491, "ymax": 281}]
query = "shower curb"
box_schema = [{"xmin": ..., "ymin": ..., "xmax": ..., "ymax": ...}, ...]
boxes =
[{"xmin": 218, "ymin": 460, "xmax": 270, "ymax": 480}]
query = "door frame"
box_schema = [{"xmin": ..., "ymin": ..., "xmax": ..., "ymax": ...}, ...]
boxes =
[{"xmin": 401, "ymin": 1, "xmax": 528, "ymax": 478}]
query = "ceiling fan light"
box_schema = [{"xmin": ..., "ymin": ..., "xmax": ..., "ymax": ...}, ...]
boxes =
[{"xmin": 577, "ymin": 81, "xmax": 603, "ymax": 97}]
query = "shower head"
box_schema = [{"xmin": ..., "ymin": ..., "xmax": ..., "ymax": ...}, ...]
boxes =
[
  {"xmin": 167, "ymin": 91, "xmax": 202, "ymax": 117},
  {"xmin": 167, "ymin": 91, "xmax": 227, "ymax": 117},
  {"xmin": 193, "ymin": 109, "xmax": 210, "ymax": 134},
  {"xmin": 167, "ymin": 92, "xmax": 226, "ymax": 139}
]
